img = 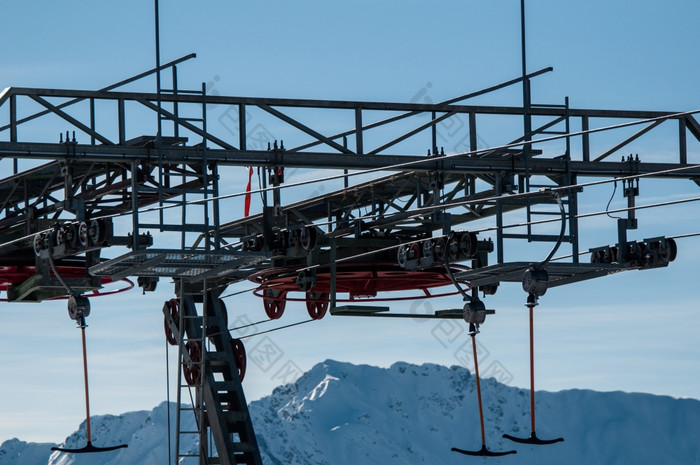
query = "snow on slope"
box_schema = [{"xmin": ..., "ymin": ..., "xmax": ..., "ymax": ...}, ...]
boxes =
[
  {"xmin": 50, "ymin": 401, "xmax": 199, "ymax": 465},
  {"xmin": 0, "ymin": 402, "xmax": 196, "ymax": 465},
  {"xmin": 2, "ymin": 360, "xmax": 699, "ymax": 465},
  {"xmin": 253, "ymin": 360, "xmax": 700, "ymax": 465},
  {"xmin": 0, "ymin": 438, "xmax": 54, "ymax": 465}
]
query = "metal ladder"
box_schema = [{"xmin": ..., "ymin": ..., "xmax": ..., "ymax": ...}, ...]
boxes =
[
  {"xmin": 165, "ymin": 285, "xmax": 263, "ymax": 465},
  {"xmin": 502, "ymin": 97, "xmax": 580, "ymax": 262},
  {"xmin": 130, "ymin": 79, "xmax": 221, "ymax": 252}
]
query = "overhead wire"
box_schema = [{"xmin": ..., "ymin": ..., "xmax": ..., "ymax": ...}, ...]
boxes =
[
  {"xmin": 20, "ymin": 106, "xmax": 695, "ymax": 230},
  {"xmin": 4, "ymin": 123, "xmax": 690, "ymax": 258},
  {"xmin": 150, "ymin": 106, "xmax": 700, "ymax": 208},
  {"xmin": 98, "ymin": 104, "xmax": 700, "ymax": 346},
  {"xmin": 228, "ymin": 318, "xmax": 273, "ymax": 333},
  {"xmin": 23, "ymin": 159, "xmax": 699, "ymax": 346},
  {"xmin": 3, "ymin": 109, "xmax": 700, "ymax": 274},
  {"xmin": 186, "ymin": 160, "xmax": 700, "ymax": 250},
  {"xmin": 5, "ymin": 186, "xmax": 699, "ymax": 282},
  {"xmin": 236, "ymin": 318, "xmax": 314, "ymax": 340},
  {"xmin": 4, "ymin": 164, "xmax": 699, "ymax": 263},
  {"xmin": 285, "ymin": 192, "xmax": 700, "ymax": 275},
  {"xmin": 4, "ymin": 83, "xmax": 700, "ymax": 237},
  {"xmin": 670, "ymin": 231, "xmax": 700, "ymax": 240},
  {"xmin": 472, "ymin": 195, "xmax": 700, "ymax": 236},
  {"xmin": 219, "ymin": 286, "xmax": 261, "ymax": 299}
]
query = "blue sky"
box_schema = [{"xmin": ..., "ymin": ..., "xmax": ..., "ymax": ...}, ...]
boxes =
[{"xmin": 1, "ymin": 0, "xmax": 699, "ymax": 443}]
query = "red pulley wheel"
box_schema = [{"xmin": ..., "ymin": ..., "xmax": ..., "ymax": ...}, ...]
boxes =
[
  {"xmin": 305, "ymin": 292, "xmax": 329, "ymax": 320},
  {"xmin": 183, "ymin": 341, "xmax": 202, "ymax": 386},
  {"xmin": 263, "ymin": 289, "xmax": 287, "ymax": 320},
  {"xmin": 231, "ymin": 338, "xmax": 247, "ymax": 381},
  {"xmin": 164, "ymin": 299, "xmax": 180, "ymax": 346}
]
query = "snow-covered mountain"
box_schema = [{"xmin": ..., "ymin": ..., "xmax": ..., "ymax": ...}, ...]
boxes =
[
  {"xmin": 0, "ymin": 403, "xmax": 195, "ymax": 465},
  {"xmin": 253, "ymin": 361, "xmax": 700, "ymax": 465},
  {"xmin": 2, "ymin": 360, "xmax": 699, "ymax": 465}
]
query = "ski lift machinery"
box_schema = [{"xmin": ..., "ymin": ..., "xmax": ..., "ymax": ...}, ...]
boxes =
[{"xmin": 0, "ymin": 8, "xmax": 697, "ymax": 465}]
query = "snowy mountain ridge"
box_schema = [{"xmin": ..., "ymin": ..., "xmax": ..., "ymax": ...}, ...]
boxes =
[{"xmin": 2, "ymin": 360, "xmax": 699, "ymax": 465}]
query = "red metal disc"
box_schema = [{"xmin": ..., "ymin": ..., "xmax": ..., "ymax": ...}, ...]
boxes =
[
  {"xmin": 183, "ymin": 340, "xmax": 202, "ymax": 386},
  {"xmin": 305, "ymin": 292, "xmax": 329, "ymax": 320},
  {"xmin": 262, "ymin": 289, "xmax": 287, "ymax": 320},
  {"xmin": 231, "ymin": 338, "xmax": 247, "ymax": 381},
  {"xmin": 164, "ymin": 299, "xmax": 180, "ymax": 346}
]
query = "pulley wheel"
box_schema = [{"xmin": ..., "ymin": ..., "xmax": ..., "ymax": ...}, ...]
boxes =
[
  {"xmin": 433, "ymin": 237, "xmax": 446, "ymax": 261},
  {"xmin": 397, "ymin": 244, "xmax": 409, "ymax": 267},
  {"xmin": 183, "ymin": 341, "xmax": 202, "ymax": 386},
  {"xmin": 422, "ymin": 239, "xmax": 434, "ymax": 259},
  {"xmin": 447, "ymin": 236, "xmax": 459, "ymax": 261},
  {"xmin": 63, "ymin": 224, "xmax": 78, "ymax": 248},
  {"xmin": 55, "ymin": 228, "xmax": 65, "ymax": 246},
  {"xmin": 33, "ymin": 233, "xmax": 45, "ymax": 256},
  {"xmin": 397, "ymin": 243, "xmax": 420, "ymax": 267},
  {"xmin": 231, "ymin": 338, "xmax": 247, "ymax": 381},
  {"xmin": 67, "ymin": 294, "xmax": 91, "ymax": 320},
  {"xmin": 305, "ymin": 292, "xmax": 330, "ymax": 320},
  {"xmin": 87, "ymin": 219, "xmax": 100, "ymax": 245},
  {"xmin": 263, "ymin": 289, "xmax": 287, "ymax": 320},
  {"xmin": 164, "ymin": 299, "xmax": 180, "ymax": 346},
  {"xmin": 300, "ymin": 227, "xmax": 317, "ymax": 251},
  {"xmin": 77, "ymin": 222, "xmax": 89, "ymax": 247},
  {"xmin": 459, "ymin": 232, "xmax": 478, "ymax": 258},
  {"xmin": 662, "ymin": 238, "xmax": 677, "ymax": 263}
]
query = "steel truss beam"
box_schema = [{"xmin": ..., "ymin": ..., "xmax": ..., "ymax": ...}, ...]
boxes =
[
  {"xmin": 1, "ymin": 62, "xmax": 697, "ymax": 465},
  {"xmin": 1, "ymin": 68, "xmax": 697, "ymax": 285}
]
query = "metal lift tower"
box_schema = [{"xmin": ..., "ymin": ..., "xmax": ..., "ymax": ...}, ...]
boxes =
[{"xmin": 1, "ymin": 52, "xmax": 698, "ymax": 463}]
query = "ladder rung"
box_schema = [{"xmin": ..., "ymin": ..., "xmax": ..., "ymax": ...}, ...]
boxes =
[
  {"xmin": 212, "ymin": 380, "xmax": 243, "ymax": 391},
  {"xmin": 531, "ymin": 103, "xmax": 567, "ymax": 109},
  {"xmin": 503, "ymin": 233, "xmax": 573, "ymax": 242},
  {"xmin": 225, "ymin": 411, "xmax": 250, "ymax": 423},
  {"xmin": 231, "ymin": 442, "xmax": 257, "ymax": 453},
  {"xmin": 530, "ymin": 210, "xmax": 567, "ymax": 216},
  {"xmin": 160, "ymin": 88, "xmax": 204, "ymax": 95}
]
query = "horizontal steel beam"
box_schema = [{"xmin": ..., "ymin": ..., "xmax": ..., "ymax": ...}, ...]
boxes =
[
  {"xmin": 1, "ymin": 141, "xmax": 699, "ymax": 179},
  {"xmin": 0, "ymin": 86, "xmax": 685, "ymax": 120}
]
